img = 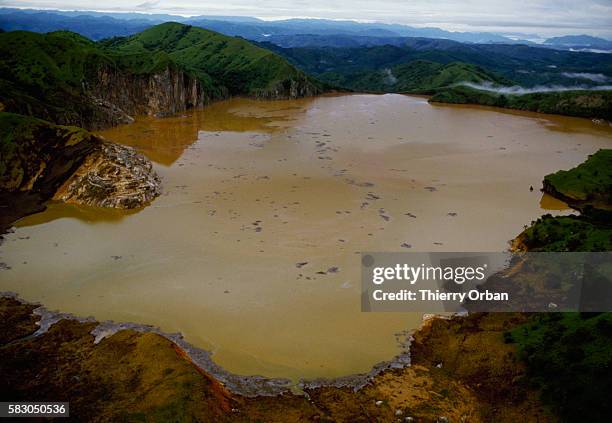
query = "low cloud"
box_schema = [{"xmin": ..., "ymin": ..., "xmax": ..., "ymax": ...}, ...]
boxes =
[
  {"xmin": 459, "ymin": 81, "xmax": 612, "ymax": 94},
  {"xmin": 561, "ymin": 72, "xmax": 610, "ymax": 83}
]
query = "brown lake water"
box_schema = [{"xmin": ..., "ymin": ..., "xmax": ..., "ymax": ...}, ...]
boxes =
[{"xmin": 1, "ymin": 94, "xmax": 611, "ymax": 381}]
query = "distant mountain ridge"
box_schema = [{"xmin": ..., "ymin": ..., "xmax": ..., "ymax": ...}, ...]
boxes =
[
  {"xmin": 545, "ymin": 35, "xmax": 612, "ymax": 48},
  {"xmin": 3, "ymin": 8, "xmax": 612, "ymax": 55},
  {"xmin": 0, "ymin": 7, "xmax": 572, "ymax": 47},
  {"xmin": 544, "ymin": 35, "xmax": 612, "ymax": 53}
]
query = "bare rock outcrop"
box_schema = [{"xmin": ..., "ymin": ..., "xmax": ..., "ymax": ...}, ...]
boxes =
[{"xmin": 54, "ymin": 141, "xmax": 161, "ymax": 209}]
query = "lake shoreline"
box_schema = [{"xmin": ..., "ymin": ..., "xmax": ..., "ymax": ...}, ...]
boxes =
[
  {"xmin": 0, "ymin": 292, "xmax": 546, "ymax": 421},
  {"xmin": 2, "ymin": 93, "xmax": 610, "ymax": 380}
]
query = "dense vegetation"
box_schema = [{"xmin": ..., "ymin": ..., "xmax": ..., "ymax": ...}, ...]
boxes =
[
  {"xmin": 516, "ymin": 214, "xmax": 612, "ymax": 252},
  {"xmin": 543, "ymin": 149, "xmax": 612, "ymax": 209},
  {"xmin": 262, "ymin": 40, "xmax": 612, "ymax": 88},
  {"xmin": 0, "ymin": 30, "xmax": 113, "ymax": 125},
  {"xmin": 510, "ymin": 213, "xmax": 612, "ymax": 421},
  {"xmin": 509, "ymin": 312, "xmax": 612, "ymax": 422},
  {"xmin": 430, "ymin": 86, "xmax": 612, "ymax": 120},
  {"xmin": 0, "ymin": 29, "xmax": 206, "ymax": 128}
]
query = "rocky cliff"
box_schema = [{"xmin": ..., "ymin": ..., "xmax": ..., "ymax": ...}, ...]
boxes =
[{"xmin": 84, "ymin": 64, "xmax": 210, "ymax": 130}]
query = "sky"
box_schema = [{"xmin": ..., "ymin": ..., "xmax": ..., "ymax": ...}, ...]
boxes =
[{"xmin": 2, "ymin": 0, "xmax": 612, "ymax": 39}]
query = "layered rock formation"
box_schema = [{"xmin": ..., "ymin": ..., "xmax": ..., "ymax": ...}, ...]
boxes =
[
  {"xmin": 84, "ymin": 65, "xmax": 210, "ymax": 130},
  {"xmin": 54, "ymin": 141, "xmax": 161, "ymax": 209}
]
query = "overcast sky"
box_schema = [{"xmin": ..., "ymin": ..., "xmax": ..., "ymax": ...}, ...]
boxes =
[{"xmin": 2, "ymin": 0, "xmax": 612, "ymax": 38}]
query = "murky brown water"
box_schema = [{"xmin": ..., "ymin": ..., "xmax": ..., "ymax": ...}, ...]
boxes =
[{"xmin": 1, "ymin": 94, "xmax": 611, "ymax": 381}]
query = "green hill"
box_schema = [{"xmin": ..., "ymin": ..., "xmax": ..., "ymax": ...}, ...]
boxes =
[
  {"xmin": 0, "ymin": 24, "xmax": 323, "ymax": 129},
  {"xmin": 101, "ymin": 22, "xmax": 323, "ymax": 99},
  {"xmin": 312, "ymin": 60, "xmax": 508, "ymax": 93},
  {"xmin": 0, "ymin": 29, "xmax": 202, "ymax": 128},
  {"xmin": 0, "ymin": 30, "xmax": 110, "ymax": 125}
]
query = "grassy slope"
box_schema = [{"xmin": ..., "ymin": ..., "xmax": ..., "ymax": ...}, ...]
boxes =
[
  {"xmin": 509, "ymin": 312, "xmax": 612, "ymax": 422},
  {"xmin": 430, "ymin": 85, "xmax": 612, "ymax": 120},
  {"xmin": 0, "ymin": 30, "xmax": 107, "ymax": 122},
  {"xmin": 0, "ymin": 30, "xmax": 182, "ymax": 125},
  {"xmin": 396, "ymin": 61, "xmax": 508, "ymax": 93},
  {"xmin": 101, "ymin": 22, "xmax": 322, "ymax": 97}
]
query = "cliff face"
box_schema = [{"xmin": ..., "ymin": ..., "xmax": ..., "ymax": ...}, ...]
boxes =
[
  {"xmin": 68, "ymin": 64, "xmax": 320, "ymax": 129},
  {"xmin": 86, "ymin": 65, "xmax": 210, "ymax": 128}
]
